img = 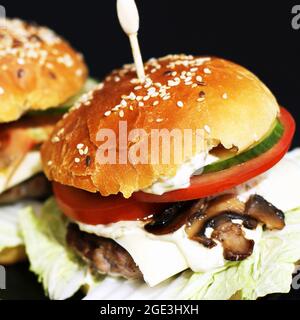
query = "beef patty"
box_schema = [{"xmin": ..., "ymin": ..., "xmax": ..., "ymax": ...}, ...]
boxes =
[
  {"xmin": 0, "ymin": 173, "xmax": 51, "ymax": 204},
  {"xmin": 66, "ymin": 223, "xmax": 142, "ymax": 280}
]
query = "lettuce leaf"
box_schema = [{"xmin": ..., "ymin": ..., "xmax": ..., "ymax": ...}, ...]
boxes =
[
  {"xmin": 19, "ymin": 198, "xmax": 98, "ymax": 300},
  {"xmin": 0, "ymin": 201, "xmax": 41, "ymax": 252}
]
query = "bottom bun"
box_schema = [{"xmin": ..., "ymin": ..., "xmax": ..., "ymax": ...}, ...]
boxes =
[{"xmin": 0, "ymin": 246, "xmax": 27, "ymax": 265}]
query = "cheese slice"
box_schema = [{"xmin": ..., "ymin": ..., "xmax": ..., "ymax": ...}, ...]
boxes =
[{"xmin": 0, "ymin": 151, "xmax": 42, "ymax": 194}]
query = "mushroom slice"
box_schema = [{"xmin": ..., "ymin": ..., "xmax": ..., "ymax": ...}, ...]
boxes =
[
  {"xmin": 245, "ymin": 195, "xmax": 285, "ymax": 230},
  {"xmin": 144, "ymin": 200, "xmax": 203, "ymax": 235},
  {"xmin": 185, "ymin": 194, "xmax": 257, "ymax": 248},
  {"xmin": 211, "ymin": 221, "xmax": 254, "ymax": 261}
]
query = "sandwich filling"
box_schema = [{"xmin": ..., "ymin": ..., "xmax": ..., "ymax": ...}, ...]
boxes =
[{"xmin": 63, "ymin": 152, "xmax": 300, "ymax": 287}]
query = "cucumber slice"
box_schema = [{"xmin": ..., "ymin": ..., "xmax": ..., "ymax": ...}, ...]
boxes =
[
  {"xmin": 27, "ymin": 77, "xmax": 99, "ymax": 117},
  {"xmin": 203, "ymin": 119, "xmax": 284, "ymax": 174}
]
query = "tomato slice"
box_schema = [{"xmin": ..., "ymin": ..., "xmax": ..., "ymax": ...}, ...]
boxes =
[
  {"xmin": 133, "ymin": 107, "xmax": 296, "ymax": 203},
  {"xmin": 0, "ymin": 114, "xmax": 60, "ymax": 170},
  {"xmin": 53, "ymin": 182, "xmax": 167, "ymax": 225}
]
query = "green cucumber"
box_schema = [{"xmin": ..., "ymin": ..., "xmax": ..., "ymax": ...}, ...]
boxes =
[
  {"xmin": 27, "ymin": 77, "xmax": 99, "ymax": 117},
  {"xmin": 203, "ymin": 119, "xmax": 284, "ymax": 174}
]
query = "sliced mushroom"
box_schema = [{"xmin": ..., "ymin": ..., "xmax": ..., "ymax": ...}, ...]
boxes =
[
  {"xmin": 144, "ymin": 200, "xmax": 202, "ymax": 235},
  {"xmin": 245, "ymin": 195, "xmax": 285, "ymax": 230},
  {"xmin": 185, "ymin": 194, "xmax": 257, "ymax": 248},
  {"xmin": 211, "ymin": 221, "xmax": 254, "ymax": 261}
]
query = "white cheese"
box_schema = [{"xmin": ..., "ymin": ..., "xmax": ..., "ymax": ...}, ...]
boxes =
[
  {"xmin": 78, "ymin": 218, "xmax": 262, "ymax": 287},
  {"xmin": 0, "ymin": 151, "xmax": 42, "ymax": 194},
  {"xmin": 234, "ymin": 156, "xmax": 300, "ymax": 212}
]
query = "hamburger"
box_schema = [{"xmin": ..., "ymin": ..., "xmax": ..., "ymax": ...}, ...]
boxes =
[
  {"xmin": 19, "ymin": 54, "xmax": 300, "ymax": 300},
  {"xmin": 0, "ymin": 18, "xmax": 96, "ymax": 265}
]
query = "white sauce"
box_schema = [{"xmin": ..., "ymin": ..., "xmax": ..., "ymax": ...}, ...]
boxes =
[{"xmin": 142, "ymin": 152, "xmax": 219, "ymax": 195}]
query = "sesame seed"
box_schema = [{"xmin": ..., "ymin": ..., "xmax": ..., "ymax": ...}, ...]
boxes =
[
  {"xmin": 104, "ymin": 111, "xmax": 111, "ymax": 117},
  {"xmin": 168, "ymin": 79, "xmax": 180, "ymax": 87},
  {"xmin": 153, "ymin": 101, "xmax": 159, "ymax": 106},
  {"xmin": 171, "ymin": 71, "xmax": 177, "ymax": 77},
  {"xmin": 138, "ymin": 102, "xmax": 144, "ymax": 107},
  {"xmin": 130, "ymin": 78, "xmax": 140, "ymax": 84},
  {"xmin": 129, "ymin": 105, "xmax": 134, "ymax": 110},
  {"xmin": 222, "ymin": 93, "xmax": 228, "ymax": 99},
  {"xmin": 128, "ymin": 92, "xmax": 136, "ymax": 100},
  {"xmin": 17, "ymin": 58, "xmax": 25, "ymax": 65},
  {"xmin": 57, "ymin": 128, "xmax": 65, "ymax": 136},
  {"xmin": 196, "ymin": 75, "xmax": 203, "ymax": 82},
  {"xmin": 74, "ymin": 158, "xmax": 80, "ymax": 163},
  {"xmin": 79, "ymin": 149, "xmax": 84, "ymax": 155},
  {"xmin": 119, "ymin": 110, "xmax": 125, "ymax": 117},
  {"xmin": 204, "ymin": 67, "xmax": 212, "ymax": 74},
  {"xmin": 121, "ymin": 99, "xmax": 127, "ymax": 106},
  {"xmin": 112, "ymin": 105, "xmax": 121, "ymax": 111},
  {"xmin": 83, "ymin": 146, "xmax": 89, "ymax": 155},
  {"xmin": 204, "ymin": 125, "xmax": 211, "ymax": 133},
  {"xmin": 114, "ymin": 76, "xmax": 121, "ymax": 82},
  {"xmin": 191, "ymin": 67, "xmax": 198, "ymax": 72},
  {"xmin": 134, "ymin": 86, "xmax": 142, "ymax": 90},
  {"xmin": 192, "ymin": 84, "xmax": 198, "ymax": 88},
  {"xmin": 47, "ymin": 160, "xmax": 53, "ymax": 166},
  {"xmin": 156, "ymin": 118, "xmax": 163, "ymax": 123},
  {"xmin": 77, "ymin": 143, "xmax": 84, "ymax": 149},
  {"xmin": 51, "ymin": 136, "xmax": 60, "ymax": 143},
  {"xmin": 177, "ymin": 101, "xmax": 184, "ymax": 108},
  {"xmin": 76, "ymin": 69, "xmax": 83, "ymax": 77},
  {"xmin": 0, "ymin": 87, "xmax": 4, "ymax": 95}
]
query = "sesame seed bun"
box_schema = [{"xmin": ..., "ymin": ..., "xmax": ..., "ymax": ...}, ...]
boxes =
[
  {"xmin": 41, "ymin": 55, "xmax": 279, "ymax": 198},
  {"xmin": 0, "ymin": 18, "xmax": 88, "ymax": 123}
]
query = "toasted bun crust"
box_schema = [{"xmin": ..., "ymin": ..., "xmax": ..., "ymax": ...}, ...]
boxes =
[
  {"xmin": 41, "ymin": 55, "xmax": 279, "ymax": 198},
  {"xmin": 0, "ymin": 18, "xmax": 88, "ymax": 123},
  {"xmin": 0, "ymin": 245, "xmax": 26, "ymax": 265}
]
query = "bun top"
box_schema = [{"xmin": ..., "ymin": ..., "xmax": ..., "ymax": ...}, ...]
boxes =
[
  {"xmin": 0, "ymin": 18, "xmax": 88, "ymax": 122},
  {"xmin": 41, "ymin": 55, "xmax": 279, "ymax": 198}
]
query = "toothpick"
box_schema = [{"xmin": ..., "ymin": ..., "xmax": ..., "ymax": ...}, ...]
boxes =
[{"xmin": 117, "ymin": 0, "xmax": 146, "ymax": 83}]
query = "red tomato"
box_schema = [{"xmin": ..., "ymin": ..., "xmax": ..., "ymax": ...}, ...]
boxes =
[
  {"xmin": 133, "ymin": 108, "xmax": 296, "ymax": 203},
  {"xmin": 53, "ymin": 182, "xmax": 167, "ymax": 225},
  {"xmin": 0, "ymin": 115, "xmax": 59, "ymax": 169}
]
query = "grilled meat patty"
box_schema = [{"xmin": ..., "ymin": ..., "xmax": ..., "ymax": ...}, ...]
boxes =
[
  {"xmin": 0, "ymin": 174, "xmax": 51, "ymax": 204},
  {"xmin": 66, "ymin": 223, "xmax": 142, "ymax": 280}
]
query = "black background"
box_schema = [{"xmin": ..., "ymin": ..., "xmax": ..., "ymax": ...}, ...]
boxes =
[
  {"xmin": 0, "ymin": 0, "xmax": 300, "ymax": 301},
  {"xmin": 1, "ymin": 0, "xmax": 299, "ymax": 147}
]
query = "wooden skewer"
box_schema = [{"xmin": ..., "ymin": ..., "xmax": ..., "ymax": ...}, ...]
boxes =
[{"xmin": 117, "ymin": 0, "xmax": 146, "ymax": 82}]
